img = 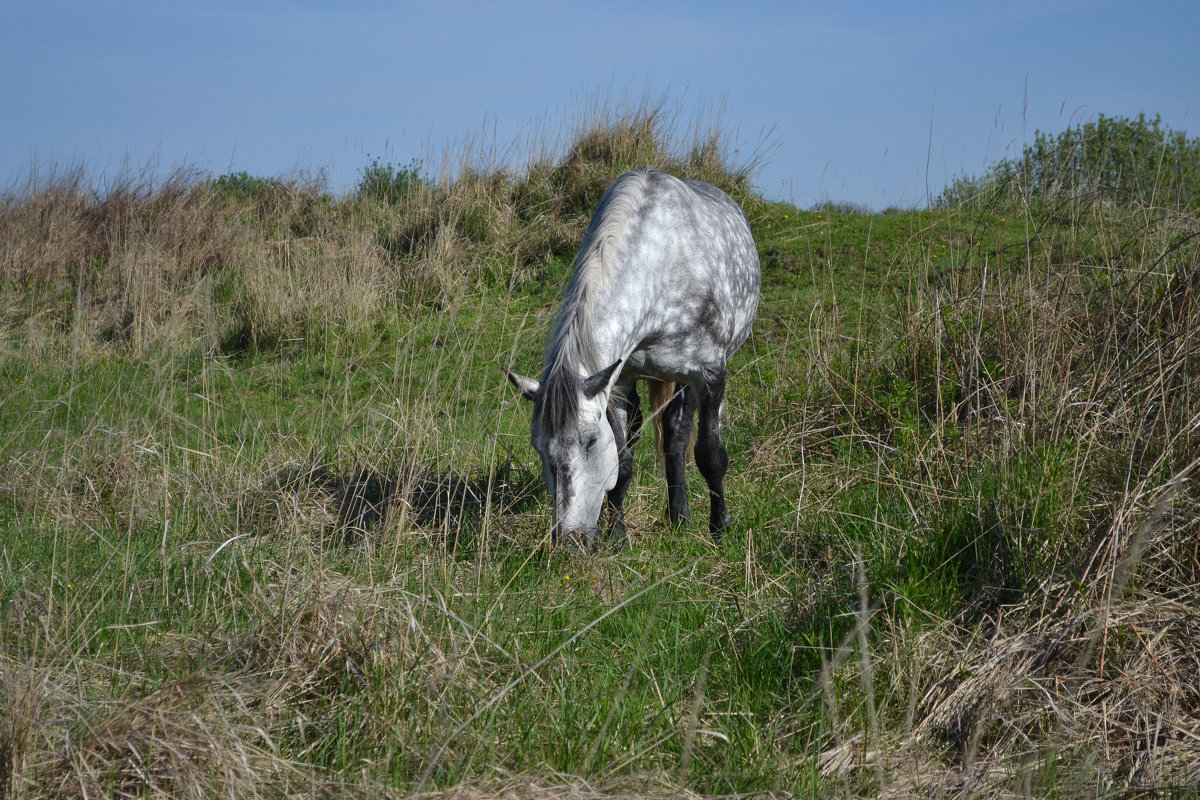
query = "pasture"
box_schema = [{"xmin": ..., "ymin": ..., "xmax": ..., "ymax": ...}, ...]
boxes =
[{"xmin": 2, "ymin": 107, "xmax": 1198, "ymax": 798}]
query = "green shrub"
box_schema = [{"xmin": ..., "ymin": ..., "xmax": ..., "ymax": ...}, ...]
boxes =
[
  {"xmin": 356, "ymin": 157, "xmax": 425, "ymax": 204},
  {"xmin": 939, "ymin": 113, "xmax": 1200, "ymax": 211},
  {"xmin": 211, "ymin": 171, "xmax": 280, "ymax": 201}
]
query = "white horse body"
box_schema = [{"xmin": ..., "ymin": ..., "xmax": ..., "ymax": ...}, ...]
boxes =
[{"xmin": 507, "ymin": 167, "xmax": 760, "ymax": 544}]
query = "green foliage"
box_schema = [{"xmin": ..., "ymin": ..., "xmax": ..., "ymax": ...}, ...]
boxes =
[
  {"xmin": 939, "ymin": 113, "xmax": 1200, "ymax": 211},
  {"xmin": 809, "ymin": 199, "xmax": 876, "ymax": 215},
  {"xmin": 210, "ymin": 170, "xmax": 281, "ymax": 200},
  {"xmin": 356, "ymin": 157, "xmax": 425, "ymax": 204}
]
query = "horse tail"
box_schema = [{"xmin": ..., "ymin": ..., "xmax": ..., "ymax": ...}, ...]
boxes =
[{"xmin": 647, "ymin": 379, "xmax": 676, "ymax": 460}]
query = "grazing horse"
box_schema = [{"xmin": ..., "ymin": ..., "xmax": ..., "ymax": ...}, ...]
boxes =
[{"xmin": 506, "ymin": 167, "xmax": 759, "ymax": 546}]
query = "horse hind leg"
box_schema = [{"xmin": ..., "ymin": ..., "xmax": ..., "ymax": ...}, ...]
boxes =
[
  {"xmin": 694, "ymin": 372, "xmax": 732, "ymax": 540},
  {"xmin": 658, "ymin": 382, "xmax": 695, "ymax": 526}
]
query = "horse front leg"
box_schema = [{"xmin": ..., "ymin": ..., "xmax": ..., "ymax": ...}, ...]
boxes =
[
  {"xmin": 605, "ymin": 384, "xmax": 642, "ymax": 544},
  {"xmin": 661, "ymin": 385, "xmax": 695, "ymax": 525},
  {"xmin": 694, "ymin": 373, "xmax": 731, "ymax": 540}
]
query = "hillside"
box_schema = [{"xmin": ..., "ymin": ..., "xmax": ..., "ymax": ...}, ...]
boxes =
[{"xmin": 2, "ymin": 107, "xmax": 1198, "ymax": 798}]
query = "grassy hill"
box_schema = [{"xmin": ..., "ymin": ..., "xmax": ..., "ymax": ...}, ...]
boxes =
[{"xmin": 2, "ymin": 105, "xmax": 1198, "ymax": 798}]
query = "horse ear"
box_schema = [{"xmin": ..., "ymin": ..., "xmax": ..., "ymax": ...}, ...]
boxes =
[
  {"xmin": 505, "ymin": 370, "xmax": 540, "ymax": 401},
  {"xmin": 581, "ymin": 359, "xmax": 623, "ymax": 399}
]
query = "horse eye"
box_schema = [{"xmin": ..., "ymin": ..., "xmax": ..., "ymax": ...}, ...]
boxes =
[{"xmin": 585, "ymin": 435, "xmax": 597, "ymax": 451}]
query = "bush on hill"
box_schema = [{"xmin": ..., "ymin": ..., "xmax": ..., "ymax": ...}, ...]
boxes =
[{"xmin": 938, "ymin": 113, "xmax": 1200, "ymax": 212}]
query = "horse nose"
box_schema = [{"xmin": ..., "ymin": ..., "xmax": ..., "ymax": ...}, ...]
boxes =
[{"xmin": 551, "ymin": 523, "xmax": 598, "ymax": 550}]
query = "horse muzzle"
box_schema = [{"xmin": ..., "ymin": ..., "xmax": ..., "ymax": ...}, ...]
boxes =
[{"xmin": 551, "ymin": 521, "xmax": 599, "ymax": 549}]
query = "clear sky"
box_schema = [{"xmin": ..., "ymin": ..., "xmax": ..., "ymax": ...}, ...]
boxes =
[{"xmin": 2, "ymin": 0, "xmax": 1196, "ymax": 209}]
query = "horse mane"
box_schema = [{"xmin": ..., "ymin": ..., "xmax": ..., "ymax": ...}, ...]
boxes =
[{"xmin": 534, "ymin": 168, "xmax": 655, "ymax": 435}]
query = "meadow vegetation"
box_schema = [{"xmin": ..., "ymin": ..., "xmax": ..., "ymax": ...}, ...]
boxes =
[{"xmin": 2, "ymin": 104, "xmax": 1198, "ymax": 798}]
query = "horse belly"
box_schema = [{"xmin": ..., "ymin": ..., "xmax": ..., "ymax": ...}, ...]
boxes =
[{"xmin": 624, "ymin": 328, "xmax": 727, "ymax": 384}]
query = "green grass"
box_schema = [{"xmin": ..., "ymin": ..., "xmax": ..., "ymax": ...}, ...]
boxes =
[
  {"xmin": 3, "ymin": 106, "xmax": 1199, "ymax": 798},
  {"xmin": 0, "ymin": 213, "xmax": 1049, "ymax": 790},
  {"xmin": 0, "ymin": 227, "xmax": 819, "ymax": 792}
]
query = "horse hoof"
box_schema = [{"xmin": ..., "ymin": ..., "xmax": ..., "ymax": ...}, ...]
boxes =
[{"xmin": 709, "ymin": 512, "xmax": 732, "ymax": 541}]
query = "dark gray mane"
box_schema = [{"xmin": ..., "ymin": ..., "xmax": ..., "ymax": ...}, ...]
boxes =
[
  {"xmin": 534, "ymin": 274, "xmax": 599, "ymax": 436},
  {"xmin": 532, "ymin": 356, "xmax": 580, "ymax": 437}
]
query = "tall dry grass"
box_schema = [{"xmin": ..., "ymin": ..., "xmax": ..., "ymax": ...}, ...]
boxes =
[
  {"xmin": 0, "ymin": 98, "xmax": 758, "ymax": 361},
  {"xmin": 801, "ymin": 183, "xmax": 1200, "ymax": 796}
]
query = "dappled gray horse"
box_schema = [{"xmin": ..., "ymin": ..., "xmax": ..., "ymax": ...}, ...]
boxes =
[{"xmin": 506, "ymin": 167, "xmax": 760, "ymax": 545}]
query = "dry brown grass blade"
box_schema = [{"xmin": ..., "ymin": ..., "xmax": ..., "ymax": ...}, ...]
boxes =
[
  {"xmin": 3, "ymin": 668, "xmax": 309, "ymax": 800},
  {"xmin": 409, "ymin": 774, "xmax": 789, "ymax": 800},
  {"xmin": 1, "ymin": 658, "xmax": 49, "ymax": 800},
  {"xmin": 858, "ymin": 595, "xmax": 1200, "ymax": 797}
]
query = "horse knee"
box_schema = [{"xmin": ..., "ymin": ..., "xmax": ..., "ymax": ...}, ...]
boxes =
[{"xmin": 694, "ymin": 416, "xmax": 727, "ymax": 474}]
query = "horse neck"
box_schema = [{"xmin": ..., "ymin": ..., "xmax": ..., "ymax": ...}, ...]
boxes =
[{"xmin": 549, "ymin": 266, "xmax": 648, "ymax": 380}]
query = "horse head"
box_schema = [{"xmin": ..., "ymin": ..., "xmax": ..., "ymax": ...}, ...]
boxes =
[{"xmin": 506, "ymin": 359, "xmax": 623, "ymax": 545}]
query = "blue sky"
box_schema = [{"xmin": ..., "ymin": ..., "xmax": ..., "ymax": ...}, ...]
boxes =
[{"xmin": 2, "ymin": 0, "xmax": 1196, "ymax": 209}]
